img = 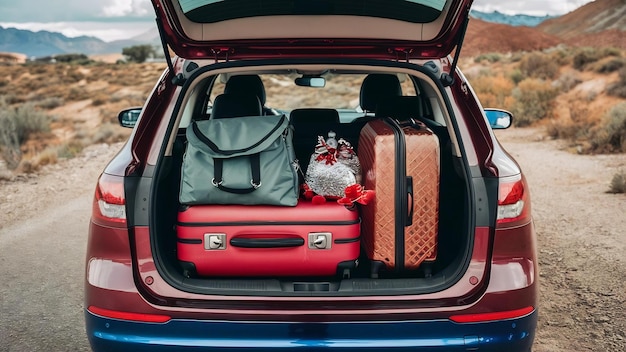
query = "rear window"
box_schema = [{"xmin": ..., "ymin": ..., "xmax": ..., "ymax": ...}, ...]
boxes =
[{"xmin": 179, "ymin": 0, "xmax": 448, "ymax": 24}]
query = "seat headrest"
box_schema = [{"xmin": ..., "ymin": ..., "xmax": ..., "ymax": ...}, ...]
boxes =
[
  {"xmin": 211, "ymin": 93, "xmax": 262, "ymax": 119},
  {"xmin": 359, "ymin": 74, "xmax": 402, "ymax": 112},
  {"xmin": 375, "ymin": 96, "xmax": 424, "ymax": 120},
  {"xmin": 224, "ymin": 75, "xmax": 266, "ymax": 106},
  {"xmin": 289, "ymin": 108, "xmax": 340, "ymax": 127}
]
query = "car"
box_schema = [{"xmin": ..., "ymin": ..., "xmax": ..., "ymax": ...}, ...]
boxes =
[{"xmin": 84, "ymin": 0, "xmax": 537, "ymax": 351}]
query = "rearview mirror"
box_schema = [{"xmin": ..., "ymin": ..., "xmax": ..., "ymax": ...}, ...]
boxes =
[
  {"xmin": 294, "ymin": 76, "xmax": 326, "ymax": 88},
  {"xmin": 485, "ymin": 109, "xmax": 513, "ymax": 129},
  {"xmin": 118, "ymin": 108, "xmax": 142, "ymax": 128}
]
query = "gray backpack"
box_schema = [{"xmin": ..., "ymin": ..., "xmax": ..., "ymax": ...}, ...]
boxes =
[{"xmin": 179, "ymin": 114, "xmax": 299, "ymax": 206}]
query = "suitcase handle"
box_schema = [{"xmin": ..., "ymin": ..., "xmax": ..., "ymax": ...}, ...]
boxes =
[
  {"xmin": 230, "ymin": 237, "xmax": 305, "ymax": 248},
  {"xmin": 405, "ymin": 176, "xmax": 414, "ymax": 226}
]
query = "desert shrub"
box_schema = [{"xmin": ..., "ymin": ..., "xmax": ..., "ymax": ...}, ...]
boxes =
[
  {"xmin": 607, "ymin": 68, "xmax": 626, "ymax": 99},
  {"xmin": 122, "ymin": 45, "xmax": 155, "ymax": 63},
  {"xmin": 589, "ymin": 103, "xmax": 626, "ymax": 153},
  {"xmin": 546, "ymin": 105, "xmax": 592, "ymax": 141},
  {"xmin": 475, "ymin": 53, "xmax": 502, "ymax": 64},
  {"xmin": 509, "ymin": 69, "xmax": 525, "ymax": 85},
  {"xmin": 573, "ymin": 47, "xmax": 622, "ymax": 70},
  {"xmin": 54, "ymin": 53, "xmax": 92, "ymax": 65},
  {"xmin": 519, "ymin": 52, "xmax": 560, "ymax": 80},
  {"xmin": 4, "ymin": 102, "xmax": 50, "ymax": 144},
  {"xmin": 36, "ymin": 97, "xmax": 64, "ymax": 109},
  {"xmin": 34, "ymin": 147, "xmax": 58, "ymax": 167},
  {"xmin": 0, "ymin": 111, "xmax": 21, "ymax": 170},
  {"xmin": 57, "ymin": 140, "xmax": 84, "ymax": 158},
  {"xmin": 66, "ymin": 86, "xmax": 91, "ymax": 101},
  {"xmin": 594, "ymin": 58, "xmax": 626, "ymax": 74},
  {"xmin": 510, "ymin": 78, "xmax": 559, "ymax": 126},
  {"xmin": 555, "ymin": 70, "xmax": 582, "ymax": 92},
  {"xmin": 608, "ymin": 170, "xmax": 626, "ymax": 194},
  {"xmin": 91, "ymin": 92, "xmax": 110, "ymax": 106},
  {"xmin": 0, "ymin": 102, "xmax": 51, "ymax": 169},
  {"xmin": 470, "ymin": 74, "xmax": 515, "ymax": 110}
]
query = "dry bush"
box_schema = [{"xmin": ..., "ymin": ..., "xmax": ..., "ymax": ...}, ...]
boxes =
[
  {"xmin": 607, "ymin": 68, "xmax": 626, "ymax": 99},
  {"xmin": 594, "ymin": 58, "xmax": 626, "ymax": 74},
  {"xmin": 509, "ymin": 69, "xmax": 525, "ymax": 85},
  {"xmin": 511, "ymin": 78, "xmax": 559, "ymax": 126},
  {"xmin": 589, "ymin": 103, "xmax": 626, "ymax": 153},
  {"xmin": 57, "ymin": 140, "xmax": 84, "ymax": 158},
  {"xmin": 519, "ymin": 52, "xmax": 560, "ymax": 80},
  {"xmin": 0, "ymin": 102, "xmax": 51, "ymax": 169},
  {"xmin": 91, "ymin": 92, "xmax": 111, "ymax": 106},
  {"xmin": 0, "ymin": 113, "xmax": 21, "ymax": 170},
  {"xmin": 573, "ymin": 47, "xmax": 622, "ymax": 71},
  {"xmin": 36, "ymin": 97, "xmax": 65, "ymax": 109},
  {"xmin": 66, "ymin": 86, "xmax": 92, "ymax": 101},
  {"xmin": 608, "ymin": 170, "xmax": 626, "ymax": 194},
  {"xmin": 555, "ymin": 70, "xmax": 582, "ymax": 92},
  {"xmin": 474, "ymin": 53, "xmax": 502, "ymax": 64},
  {"xmin": 33, "ymin": 147, "xmax": 58, "ymax": 167},
  {"xmin": 546, "ymin": 105, "xmax": 593, "ymax": 141},
  {"xmin": 469, "ymin": 73, "xmax": 515, "ymax": 110}
]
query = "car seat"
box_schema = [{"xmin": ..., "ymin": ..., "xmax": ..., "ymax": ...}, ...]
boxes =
[
  {"xmin": 211, "ymin": 93, "xmax": 262, "ymax": 119},
  {"xmin": 224, "ymin": 75, "xmax": 276, "ymax": 115}
]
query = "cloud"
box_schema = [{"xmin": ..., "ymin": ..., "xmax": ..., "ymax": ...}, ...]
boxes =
[
  {"xmin": 472, "ymin": 0, "xmax": 594, "ymax": 16},
  {"xmin": 0, "ymin": 0, "xmax": 153, "ymax": 22},
  {"xmin": 101, "ymin": 0, "xmax": 153, "ymax": 18}
]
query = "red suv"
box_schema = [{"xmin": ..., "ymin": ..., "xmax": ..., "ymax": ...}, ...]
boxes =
[{"xmin": 85, "ymin": 1, "xmax": 537, "ymax": 351}]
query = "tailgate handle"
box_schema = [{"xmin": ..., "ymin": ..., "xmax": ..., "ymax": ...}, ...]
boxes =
[
  {"xmin": 405, "ymin": 176, "xmax": 414, "ymax": 226},
  {"xmin": 230, "ymin": 237, "xmax": 304, "ymax": 248}
]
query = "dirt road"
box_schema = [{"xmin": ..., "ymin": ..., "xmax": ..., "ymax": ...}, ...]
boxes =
[{"xmin": 0, "ymin": 128, "xmax": 624, "ymax": 351}]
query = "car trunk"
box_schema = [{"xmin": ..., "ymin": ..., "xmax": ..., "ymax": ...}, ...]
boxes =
[{"xmin": 136, "ymin": 61, "xmax": 483, "ymax": 300}]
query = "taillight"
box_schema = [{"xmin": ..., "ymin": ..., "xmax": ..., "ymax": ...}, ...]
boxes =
[
  {"xmin": 450, "ymin": 306, "xmax": 534, "ymax": 323},
  {"xmin": 92, "ymin": 173, "xmax": 126, "ymax": 226},
  {"xmin": 88, "ymin": 306, "xmax": 171, "ymax": 323},
  {"xmin": 496, "ymin": 174, "xmax": 531, "ymax": 228}
]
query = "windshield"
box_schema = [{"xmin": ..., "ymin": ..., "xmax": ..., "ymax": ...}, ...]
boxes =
[{"xmin": 178, "ymin": 0, "xmax": 449, "ymax": 23}]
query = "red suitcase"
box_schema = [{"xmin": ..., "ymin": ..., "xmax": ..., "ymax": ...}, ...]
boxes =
[
  {"xmin": 176, "ymin": 201, "xmax": 360, "ymax": 277},
  {"xmin": 358, "ymin": 118, "xmax": 440, "ymax": 275}
]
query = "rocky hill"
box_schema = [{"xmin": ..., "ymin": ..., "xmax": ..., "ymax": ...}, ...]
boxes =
[
  {"xmin": 464, "ymin": 19, "xmax": 562, "ymax": 57},
  {"xmin": 538, "ymin": 0, "xmax": 626, "ymax": 48}
]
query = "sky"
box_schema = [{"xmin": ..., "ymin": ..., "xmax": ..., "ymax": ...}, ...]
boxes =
[{"xmin": 0, "ymin": 0, "xmax": 596, "ymax": 42}]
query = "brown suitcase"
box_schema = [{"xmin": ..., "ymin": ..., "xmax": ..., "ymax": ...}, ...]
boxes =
[{"xmin": 358, "ymin": 118, "xmax": 440, "ymax": 275}]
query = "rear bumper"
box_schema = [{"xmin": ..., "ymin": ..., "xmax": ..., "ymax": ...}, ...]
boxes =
[{"xmin": 86, "ymin": 309, "xmax": 536, "ymax": 352}]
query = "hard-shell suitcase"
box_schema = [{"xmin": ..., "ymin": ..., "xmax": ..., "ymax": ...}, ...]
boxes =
[
  {"xmin": 358, "ymin": 118, "xmax": 440, "ymax": 275},
  {"xmin": 176, "ymin": 201, "xmax": 360, "ymax": 277}
]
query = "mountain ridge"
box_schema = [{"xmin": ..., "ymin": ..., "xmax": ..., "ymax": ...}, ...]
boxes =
[
  {"xmin": 0, "ymin": 26, "xmax": 159, "ymax": 58},
  {"xmin": 470, "ymin": 10, "xmax": 554, "ymax": 27}
]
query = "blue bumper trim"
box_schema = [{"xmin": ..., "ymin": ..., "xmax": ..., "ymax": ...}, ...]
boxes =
[{"xmin": 86, "ymin": 310, "xmax": 537, "ymax": 352}]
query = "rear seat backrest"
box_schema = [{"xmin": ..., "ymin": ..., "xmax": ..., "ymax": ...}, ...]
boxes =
[
  {"xmin": 224, "ymin": 75, "xmax": 276, "ymax": 115},
  {"xmin": 211, "ymin": 93, "xmax": 262, "ymax": 119},
  {"xmin": 289, "ymin": 108, "xmax": 341, "ymax": 175},
  {"xmin": 374, "ymin": 95, "xmax": 424, "ymax": 120},
  {"xmin": 349, "ymin": 74, "xmax": 403, "ymax": 146},
  {"xmin": 359, "ymin": 74, "xmax": 403, "ymax": 113}
]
